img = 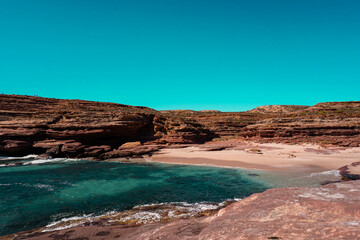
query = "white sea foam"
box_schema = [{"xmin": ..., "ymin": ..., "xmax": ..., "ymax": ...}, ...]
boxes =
[
  {"xmin": 134, "ymin": 201, "xmax": 223, "ymax": 210},
  {"xmin": 294, "ymin": 170, "xmax": 341, "ymax": 181},
  {"xmin": 307, "ymin": 170, "xmax": 341, "ymax": 178},
  {"xmin": 25, "ymin": 158, "xmax": 81, "ymax": 165},
  {"xmin": 0, "ymin": 154, "xmax": 38, "ymax": 160},
  {"xmin": 0, "ymin": 182, "xmax": 54, "ymax": 191},
  {"xmin": 0, "ymin": 156, "xmax": 82, "ymax": 168},
  {"xmin": 43, "ymin": 214, "xmax": 94, "ymax": 232},
  {"xmin": 46, "ymin": 214, "xmax": 94, "ymax": 227},
  {"xmin": 44, "ymin": 223, "xmax": 82, "ymax": 232},
  {"xmin": 33, "ymin": 184, "xmax": 54, "ymax": 191},
  {"xmin": 0, "ymin": 155, "xmax": 39, "ymax": 167},
  {"xmin": 121, "ymin": 212, "xmax": 162, "ymax": 224},
  {"xmin": 42, "ymin": 198, "xmax": 242, "ymax": 232}
]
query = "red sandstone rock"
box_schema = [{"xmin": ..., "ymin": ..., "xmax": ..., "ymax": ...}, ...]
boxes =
[
  {"xmin": 83, "ymin": 145, "xmax": 112, "ymax": 157},
  {"xmin": 101, "ymin": 145, "xmax": 161, "ymax": 159},
  {"xmin": 0, "ymin": 95, "xmax": 359, "ymax": 159},
  {"xmin": 0, "ymin": 95, "xmax": 212, "ymax": 158},
  {"xmin": 60, "ymin": 141, "xmax": 86, "ymax": 157},
  {"xmin": 339, "ymin": 162, "xmax": 360, "ymax": 180}
]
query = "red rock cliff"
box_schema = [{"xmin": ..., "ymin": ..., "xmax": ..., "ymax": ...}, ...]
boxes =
[{"xmin": 1, "ymin": 95, "xmax": 359, "ymax": 159}]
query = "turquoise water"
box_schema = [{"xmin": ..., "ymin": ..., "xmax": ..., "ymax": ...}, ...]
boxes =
[{"xmin": 0, "ymin": 157, "xmax": 272, "ymax": 236}]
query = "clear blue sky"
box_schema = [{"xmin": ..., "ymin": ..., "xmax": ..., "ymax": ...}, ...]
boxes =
[{"xmin": 0, "ymin": 0, "xmax": 359, "ymax": 111}]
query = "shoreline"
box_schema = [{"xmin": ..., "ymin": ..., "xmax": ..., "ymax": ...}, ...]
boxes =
[
  {"xmin": 145, "ymin": 141, "xmax": 360, "ymax": 173},
  {"xmin": 1, "ymin": 142, "xmax": 360, "ymax": 239},
  {"xmin": 5, "ymin": 181, "xmax": 360, "ymax": 240}
]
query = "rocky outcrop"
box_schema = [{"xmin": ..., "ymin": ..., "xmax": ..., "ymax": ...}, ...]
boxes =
[
  {"xmin": 1, "ymin": 95, "xmax": 359, "ymax": 159},
  {"xmin": 164, "ymin": 102, "xmax": 360, "ymax": 146},
  {"xmin": 243, "ymin": 102, "xmax": 360, "ymax": 138},
  {"xmin": 241, "ymin": 118, "xmax": 360, "ymax": 146},
  {"xmin": 0, "ymin": 95, "xmax": 212, "ymax": 159},
  {"xmin": 248, "ymin": 104, "xmax": 310, "ymax": 114},
  {"xmin": 169, "ymin": 112, "xmax": 266, "ymax": 137},
  {"xmin": 339, "ymin": 162, "xmax": 360, "ymax": 180},
  {"xmin": 9, "ymin": 181, "xmax": 360, "ymax": 240}
]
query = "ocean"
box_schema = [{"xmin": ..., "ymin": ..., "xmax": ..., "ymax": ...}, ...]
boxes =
[{"xmin": 0, "ymin": 156, "xmax": 340, "ymax": 236}]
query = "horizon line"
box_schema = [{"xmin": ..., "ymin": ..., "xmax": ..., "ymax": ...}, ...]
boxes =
[{"xmin": 2, "ymin": 93, "xmax": 360, "ymax": 112}]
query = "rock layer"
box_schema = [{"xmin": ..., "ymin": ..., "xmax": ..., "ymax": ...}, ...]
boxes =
[
  {"xmin": 162, "ymin": 101, "xmax": 360, "ymax": 147},
  {"xmin": 0, "ymin": 95, "xmax": 212, "ymax": 159},
  {"xmin": 1, "ymin": 95, "xmax": 359, "ymax": 159}
]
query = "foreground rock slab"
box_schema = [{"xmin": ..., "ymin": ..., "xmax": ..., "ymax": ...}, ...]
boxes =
[{"xmin": 8, "ymin": 181, "xmax": 360, "ymax": 240}]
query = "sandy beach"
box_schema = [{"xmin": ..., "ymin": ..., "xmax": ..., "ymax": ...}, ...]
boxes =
[{"xmin": 149, "ymin": 141, "xmax": 360, "ymax": 173}]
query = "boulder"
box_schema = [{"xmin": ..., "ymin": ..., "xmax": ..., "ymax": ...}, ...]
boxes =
[
  {"xmin": 338, "ymin": 162, "xmax": 360, "ymax": 180},
  {"xmin": 83, "ymin": 145, "xmax": 111, "ymax": 157},
  {"xmin": 61, "ymin": 141, "xmax": 86, "ymax": 157}
]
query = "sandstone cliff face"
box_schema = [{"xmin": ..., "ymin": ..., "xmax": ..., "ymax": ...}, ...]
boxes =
[
  {"xmin": 241, "ymin": 117, "xmax": 360, "ymax": 146},
  {"xmin": 0, "ymin": 95, "xmax": 359, "ymax": 159},
  {"xmin": 163, "ymin": 111, "xmax": 266, "ymax": 137},
  {"xmin": 166, "ymin": 102, "xmax": 360, "ymax": 147},
  {"xmin": 11, "ymin": 181, "xmax": 360, "ymax": 240},
  {"xmin": 0, "ymin": 95, "xmax": 212, "ymax": 158},
  {"xmin": 240, "ymin": 102, "xmax": 360, "ymax": 146}
]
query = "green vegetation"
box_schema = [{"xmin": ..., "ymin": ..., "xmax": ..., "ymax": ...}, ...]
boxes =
[{"xmin": 317, "ymin": 111, "xmax": 327, "ymax": 115}]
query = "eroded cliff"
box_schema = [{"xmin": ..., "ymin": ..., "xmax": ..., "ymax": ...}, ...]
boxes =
[
  {"xmin": 0, "ymin": 95, "xmax": 212, "ymax": 159},
  {"xmin": 1, "ymin": 95, "xmax": 359, "ymax": 159}
]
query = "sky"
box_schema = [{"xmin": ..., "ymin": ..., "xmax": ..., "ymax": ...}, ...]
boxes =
[{"xmin": 0, "ymin": 0, "xmax": 359, "ymax": 111}]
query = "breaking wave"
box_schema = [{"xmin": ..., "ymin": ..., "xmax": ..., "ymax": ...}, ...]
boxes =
[
  {"xmin": 307, "ymin": 170, "xmax": 341, "ymax": 178},
  {"xmin": 0, "ymin": 157, "xmax": 270, "ymax": 236},
  {"xmin": 25, "ymin": 158, "xmax": 82, "ymax": 165},
  {"xmin": 42, "ymin": 199, "xmax": 241, "ymax": 232},
  {"xmin": 0, "ymin": 156, "xmax": 81, "ymax": 167},
  {"xmin": 0, "ymin": 154, "xmax": 38, "ymax": 160}
]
